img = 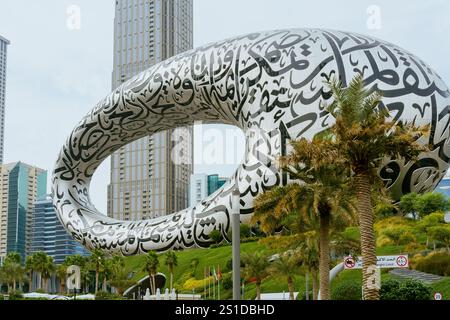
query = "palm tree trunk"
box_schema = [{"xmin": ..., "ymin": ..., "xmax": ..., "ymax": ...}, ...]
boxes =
[
  {"xmin": 170, "ymin": 271, "xmax": 173, "ymax": 291},
  {"xmin": 29, "ymin": 272, "xmax": 33, "ymax": 292},
  {"xmin": 149, "ymin": 272, "xmax": 154, "ymax": 295},
  {"xmin": 305, "ymin": 271, "xmax": 309, "ymax": 301},
  {"xmin": 287, "ymin": 276, "xmax": 294, "ymax": 300},
  {"xmin": 355, "ymin": 170, "xmax": 379, "ymax": 300},
  {"xmin": 319, "ymin": 209, "xmax": 331, "ymax": 300},
  {"xmin": 95, "ymin": 266, "xmax": 99, "ymax": 294},
  {"xmin": 311, "ymin": 269, "xmax": 318, "ymax": 300},
  {"xmin": 152, "ymin": 275, "xmax": 156, "ymax": 296},
  {"xmin": 256, "ymin": 281, "xmax": 261, "ymax": 300},
  {"xmin": 103, "ymin": 276, "xmax": 107, "ymax": 292}
]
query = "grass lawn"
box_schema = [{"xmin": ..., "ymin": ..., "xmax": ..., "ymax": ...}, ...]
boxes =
[{"xmin": 123, "ymin": 239, "xmax": 449, "ymax": 300}]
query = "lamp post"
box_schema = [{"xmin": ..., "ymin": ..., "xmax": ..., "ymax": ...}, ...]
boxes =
[{"xmin": 231, "ymin": 188, "xmax": 241, "ymax": 300}]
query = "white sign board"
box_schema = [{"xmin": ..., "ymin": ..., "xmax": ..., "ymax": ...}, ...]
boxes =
[
  {"xmin": 66, "ymin": 265, "xmax": 81, "ymax": 290},
  {"xmin": 344, "ymin": 255, "xmax": 409, "ymax": 269}
]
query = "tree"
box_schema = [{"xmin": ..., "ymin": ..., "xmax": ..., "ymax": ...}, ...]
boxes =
[
  {"xmin": 326, "ymin": 74, "xmax": 428, "ymax": 299},
  {"xmin": 64, "ymin": 254, "xmax": 89, "ymax": 293},
  {"xmin": 209, "ymin": 230, "xmax": 222, "ymax": 244},
  {"xmin": 0, "ymin": 259, "xmax": 25, "ymax": 293},
  {"xmin": 25, "ymin": 255, "xmax": 35, "ymax": 292},
  {"xmin": 108, "ymin": 269, "xmax": 135, "ymax": 296},
  {"xmin": 32, "ymin": 252, "xmax": 55, "ymax": 292},
  {"xmin": 108, "ymin": 256, "xmax": 132, "ymax": 296},
  {"xmin": 89, "ymin": 249, "xmax": 106, "ymax": 294},
  {"xmin": 56, "ymin": 264, "xmax": 68, "ymax": 294},
  {"xmin": 253, "ymin": 136, "xmax": 356, "ymax": 300},
  {"xmin": 143, "ymin": 251, "xmax": 159, "ymax": 295},
  {"xmin": 414, "ymin": 192, "xmax": 449, "ymax": 218},
  {"xmin": 399, "ymin": 193, "xmax": 419, "ymax": 218},
  {"xmin": 164, "ymin": 250, "xmax": 178, "ymax": 291},
  {"xmin": 428, "ymin": 226, "xmax": 450, "ymax": 251},
  {"xmin": 416, "ymin": 212, "xmax": 445, "ymax": 248},
  {"xmin": 270, "ymin": 252, "xmax": 300, "ymax": 300},
  {"xmin": 241, "ymin": 251, "xmax": 271, "ymax": 300}
]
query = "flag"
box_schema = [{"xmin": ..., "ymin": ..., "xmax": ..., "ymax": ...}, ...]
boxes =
[
  {"xmin": 213, "ymin": 266, "xmax": 218, "ymax": 281},
  {"xmin": 217, "ymin": 264, "xmax": 222, "ymax": 281}
]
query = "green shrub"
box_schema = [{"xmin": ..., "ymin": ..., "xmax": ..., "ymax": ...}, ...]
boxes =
[
  {"xmin": 8, "ymin": 290, "xmax": 24, "ymax": 300},
  {"xmin": 240, "ymin": 224, "xmax": 252, "ymax": 238},
  {"xmin": 381, "ymin": 279, "xmax": 431, "ymax": 300},
  {"xmin": 95, "ymin": 291, "xmax": 122, "ymax": 300},
  {"xmin": 415, "ymin": 253, "xmax": 450, "ymax": 276},
  {"xmin": 221, "ymin": 275, "xmax": 232, "ymax": 290},
  {"xmin": 209, "ymin": 230, "xmax": 222, "ymax": 244},
  {"xmin": 380, "ymin": 279, "xmax": 400, "ymax": 300},
  {"xmin": 331, "ymin": 281, "xmax": 362, "ymax": 300},
  {"xmin": 0, "ymin": 295, "xmax": 4, "ymax": 301}
]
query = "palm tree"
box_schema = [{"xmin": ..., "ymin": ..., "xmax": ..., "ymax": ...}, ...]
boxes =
[
  {"xmin": 253, "ymin": 137, "xmax": 355, "ymax": 300},
  {"xmin": 64, "ymin": 254, "xmax": 90, "ymax": 293},
  {"xmin": 2, "ymin": 252, "xmax": 24, "ymax": 292},
  {"xmin": 326, "ymin": 74, "xmax": 428, "ymax": 299},
  {"xmin": 109, "ymin": 269, "xmax": 135, "ymax": 296},
  {"xmin": 270, "ymin": 252, "xmax": 300, "ymax": 300},
  {"xmin": 4, "ymin": 252, "xmax": 21, "ymax": 264},
  {"xmin": 56, "ymin": 264, "xmax": 68, "ymax": 294},
  {"xmin": 89, "ymin": 249, "xmax": 105, "ymax": 294},
  {"xmin": 31, "ymin": 252, "xmax": 48, "ymax": 291},
  {"xmin": 142, "ymin": 251, "xmax": 159, "ymax": 295},
  {"xmin": 241, "ymin": 251, "xmax": 270, "ymax": 300},
  {"xmin": 25, "ymin": 256, "xmax": 35, "ymax": 292},
  {"xmin": 295, "ymin": 231, "xmax": 320, "ymax": 300},
  {"xmin": 164, "ymin": 250, "xmax": 178, "ymax": 291},
  {"xmin": 0, "ymin": 261, "xmax": 25, "ymax": 293}
]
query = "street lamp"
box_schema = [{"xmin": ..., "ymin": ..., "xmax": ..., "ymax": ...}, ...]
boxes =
[{"xmin": 231, "ymin": 188, "xmax": 241, "ymax": 300}]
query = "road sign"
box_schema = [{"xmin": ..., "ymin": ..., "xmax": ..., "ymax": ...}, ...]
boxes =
[
  {"xmin": 343, "ymin": 255, "xmax": 409, "ymax": 269},
  {"xmin": 344, "ymin": 256, "xmax": 356, "ymax": 269},
  {"xmin": 445, "ymin": 213, "xmax": 450, "ymax": 223},
  {"xmin": 434, "ymin": 292, "xmax": 442, "ymax": 300}
]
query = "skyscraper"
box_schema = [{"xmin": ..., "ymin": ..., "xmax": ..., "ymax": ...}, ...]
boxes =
[
  {"xmin": 0, "ymin": 162, "xmax": 47, "ymax": 262},
  {"xmin": 108, "ymin": 0, "xmax": 194, "ymax": 221},
  {"xmin": 31, "ymin": 195, "xmax": 89, "ymax": 265},
  {"xmin": 0, "ymin": 35, "xmax": 9, "ymax": 164},
  {"xmin": 189, "ymin": 174, "xmax": 230, "ymax": 207}
]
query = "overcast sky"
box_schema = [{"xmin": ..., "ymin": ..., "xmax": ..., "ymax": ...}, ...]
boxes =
[{"xmin": 1, "ymin": 0, "xmax": 450, "ymax": 214}]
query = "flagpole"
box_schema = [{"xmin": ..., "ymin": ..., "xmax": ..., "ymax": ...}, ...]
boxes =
[
  {"xmin": 204, "ymin": 266, "xmax": 206, "ymax": 300},
  {"xmin": 213, "ymin": 266, "xmax": 216, "ymax": 300},
  {"xmin": 218, "ymin": 264, "xmax": 221, "ymax": 300},
  {"xmin": 208, "ymin": 266, "xmax": 211, "ymax": 299}
]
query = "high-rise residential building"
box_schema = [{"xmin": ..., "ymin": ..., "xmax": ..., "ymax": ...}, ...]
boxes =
[
  {"xmin": 0, "ymin": 35, "xmax": 10, "ymax": 165},
  {"xmin": 189, "ymin": 174, "xmax": 230, "ymax": 207},
  {"xmin": 31, "ymin": 195, "xmax": 89, "ymax": 265},
  {"xmin": 436, "ymin": 177, "xmax": 450, "ymax": 198},
  {"xmin": 108, "ymin": 0, "xmax": 194, "ymax": 221},
  {"xmin": 0, "ymin": 162, "xmax": 47, "ymax": 262}
]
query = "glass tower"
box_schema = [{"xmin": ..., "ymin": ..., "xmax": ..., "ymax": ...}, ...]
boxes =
[
  {"xmin": 189, "ymin": 174, "xmax": 230, "ymax": 207},
  {"xmin": 0, "ymin": 35, "xmax": 9, "ymax": 164},
  {"xmin": 0, "ymin": 162, "xmax": 47, "ymax": 262},
  {"xmin": 108, "ymin": 0, "xmax": 194, "ymax": 221},
  {"xmin": 31, "ymin": 195, "xmax": 89, "ymax": 265}
]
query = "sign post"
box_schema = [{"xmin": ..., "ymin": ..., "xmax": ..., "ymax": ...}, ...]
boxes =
[{"xmin": 344, "ymin": 255, "xmax": 409, "ymax": 269}]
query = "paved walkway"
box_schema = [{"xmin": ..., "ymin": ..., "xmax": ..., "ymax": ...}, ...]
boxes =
[{"xmin": 389, "ymin": 268, "xmax": 443, "ymax": 284}]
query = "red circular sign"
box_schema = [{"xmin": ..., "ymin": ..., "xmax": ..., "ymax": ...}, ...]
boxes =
[
  {"xmin": 345, "ymin": 257, "xmax": 355, "ymax": 269},
  {"xmin": 396, "ymin": 255, "xmax": 408, "ymax": 267}
]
